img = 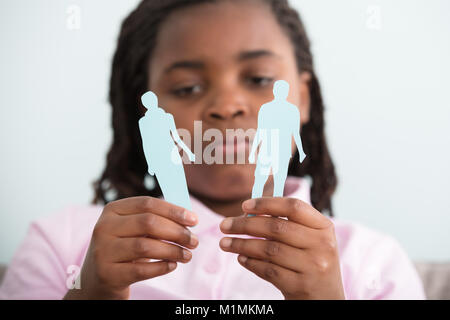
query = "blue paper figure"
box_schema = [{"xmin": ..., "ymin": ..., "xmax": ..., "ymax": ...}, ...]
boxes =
[
  {"xmin": 139, "ymin": 91, "xmax": 195, "ymax": 210},
  {"xmin": 249, "ymin": 80, "xmax": 307, "ymax": 200}
]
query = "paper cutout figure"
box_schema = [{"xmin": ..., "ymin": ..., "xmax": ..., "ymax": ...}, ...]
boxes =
[
  {"xmin": 139, "ymin": 91, "xmax": 195, "ymax": 210},
  {"xmin": 249, "ymin": 80, "xmax": 307, "ymax": 200}
]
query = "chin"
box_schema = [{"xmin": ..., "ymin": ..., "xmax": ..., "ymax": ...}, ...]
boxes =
[{"xmin": 186, "ymin": 163, "xmax": 255, "ymax": 201}]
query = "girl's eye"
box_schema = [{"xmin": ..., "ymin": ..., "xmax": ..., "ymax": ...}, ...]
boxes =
[
  {"xmin": 171, "ymin": 84, "xmax": 202, "ymax": 98},
  {"xmin": 247, "ymin": 76, "xmax": 274, "ymax": 87}
]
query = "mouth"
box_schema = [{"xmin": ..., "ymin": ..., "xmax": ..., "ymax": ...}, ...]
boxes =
[{"xmin": 222, "ymin": 137, "xmax": 251, "ymax": 155}]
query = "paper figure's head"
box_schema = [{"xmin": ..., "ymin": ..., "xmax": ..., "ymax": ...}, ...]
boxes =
[
  {"xmin": 141, "ymin": 91, "xmax": 158, "ymax": 109},
  {"xmin": 273, "ymin": 80, "xmax": 289, "ymax": 100}
]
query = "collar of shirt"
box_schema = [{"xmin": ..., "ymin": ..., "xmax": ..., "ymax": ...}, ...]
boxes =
[{"xmin": 188, "ymin": 176, "xmax": 311, "ymax": 235}]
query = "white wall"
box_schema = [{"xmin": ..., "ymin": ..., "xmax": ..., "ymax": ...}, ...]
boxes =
[
  {"xmin": 296, "ymin": 0, "xmax": 450, "ymax": 261},
  {"xmin": 0, "ymin": 0, "xmax": 449, "ymax": 263}
]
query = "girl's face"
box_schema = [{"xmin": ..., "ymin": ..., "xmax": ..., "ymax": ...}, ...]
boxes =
[{"xmin": 148, "ymin": 0, "xmax": 310, "ymax": 203}]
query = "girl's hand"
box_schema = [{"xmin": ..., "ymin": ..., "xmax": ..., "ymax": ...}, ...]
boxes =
[
  {"xmin": 219, "ymin": 197, "xmax": 345, "ymax": 300},
  {"xmin": 64, "ymin": 196, "xmax": 199, "ymax": 300}
]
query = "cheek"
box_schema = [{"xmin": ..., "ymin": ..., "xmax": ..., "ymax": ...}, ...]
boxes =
[
  {"xmin": 165, "ymin": 111, "xmax": 198, "ymax": 130},
  {"xmin": 283, "ymin": 75, "xmax": 302, "ymax": 106},
  {"xmin": 299, "ymin": 84, "xmax": 311, "ymax": 125},
  {"xmin": 154, "ymin": 91, "xmax": 202, "ymax": 125},
  {"xmin": 287, "ymin": 88, "xmax": 301, "ymax": 105},
  {"xmin": 285, "ymin": 80, "xmax": 310, "ymax": 126}
]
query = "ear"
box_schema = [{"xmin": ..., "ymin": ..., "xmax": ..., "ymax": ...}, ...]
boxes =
[{"xmin": 298, "ymin": 72, "xmax": 311, "ymax": 125}]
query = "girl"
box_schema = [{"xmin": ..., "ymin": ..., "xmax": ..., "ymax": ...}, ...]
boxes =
[{"xmin": 0, "ymin": 0, "xmax": 424, "ymax": 299}]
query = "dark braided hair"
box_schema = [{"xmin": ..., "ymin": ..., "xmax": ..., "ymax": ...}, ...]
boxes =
[{"xmin": 93, "ymin": 0, "xmax": 338, "ymax": 216}]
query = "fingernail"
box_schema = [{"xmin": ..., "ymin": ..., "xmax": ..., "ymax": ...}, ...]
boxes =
[
  {"xmin": 190, "ymin": 233, "xmax": 199, "ymax": 247},
  {"xmin": 220, "ymin": 238, "xmax": 232, "ymax": 248},
  {"xmin": 220, "ymin": 218, "xmax": 233, "ymax": 231},
  {"xmin": 168, "ymin": 262, "xmax": 177, "ymax": 270},
  {"xmin": 238, "ymin": 255, "xmax": 248, "ymax": 263},
  {"xmin": 184, "ymin": 210, "xmax": 198, "ymax": 223},
  {"xmin": 183, "ymin": 249, "xmax": 192, "ymax": 260},
  {"xmin": 243, "ymin": 199, "xmax": 256, "ymax": 210}
]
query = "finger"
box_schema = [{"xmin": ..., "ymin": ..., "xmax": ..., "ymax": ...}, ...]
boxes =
[
  {"xmin": 106, "ymin": 196, "xmax": 198, "ymax": 227},
  {"xmin": 242, "ymin": 197, "xmax": 331, "ymax": 229},
  {"xmin": 236, "ymin": 255, "xmax": 298, "ymax": 294},
  {"xmin": 108, "ymin": 237, "xmax": 192, "ymax": 263},
  {"xmin": 220, "ymin": 215, "xmax": 317, "ymax": 248},
  {"xmin": 133, "ymin": 258, "xmax": 152, "ymax": 263},
  {"xmin": 112, "ymin": 261, "xmax": 177, "ymax": 285},
  {"xmin": 220, "ymin": 237, "xmax": 308, "ymax": 273},
  {"xmin": 109, "ymin": 213, "xmax": 199, "ymax": 249}
]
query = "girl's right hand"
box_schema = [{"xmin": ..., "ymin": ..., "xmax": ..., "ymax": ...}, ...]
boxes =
[{"xmin": 63, "ymin": 196, "xmax": 199, "ymax": 300}]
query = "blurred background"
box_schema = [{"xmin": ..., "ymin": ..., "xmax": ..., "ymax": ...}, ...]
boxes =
[{"xmin": 0, "ymin": 0, "xmax": 449, "ymax": 264}]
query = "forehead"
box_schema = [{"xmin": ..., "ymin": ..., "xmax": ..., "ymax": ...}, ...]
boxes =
[{"xmin": 149, "ymin": 0, "xmax": 295, "ymax": 73}]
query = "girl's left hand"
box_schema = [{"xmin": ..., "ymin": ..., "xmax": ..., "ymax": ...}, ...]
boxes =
[{"xmin": 219, "ymin": 197, "xmax": 345, "ymax": 300}]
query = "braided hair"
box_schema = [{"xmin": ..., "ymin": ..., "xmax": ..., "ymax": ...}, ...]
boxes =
[{"xmin": 93, "ymin": 0, "xmax": 338, "ymax": 216}]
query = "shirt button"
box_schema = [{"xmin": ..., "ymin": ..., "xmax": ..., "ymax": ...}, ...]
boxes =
[{"xmin": 204, "ymin": 261, "xmax": 220, "ymax": 274}]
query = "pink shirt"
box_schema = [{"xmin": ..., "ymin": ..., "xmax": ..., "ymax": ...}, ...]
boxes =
[{"xmin": 0, "ymin": 177, "xmax": 425, "ymax": 299}]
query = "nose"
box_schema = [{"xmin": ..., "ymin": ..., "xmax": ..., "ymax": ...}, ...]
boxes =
[{"xmin": 203, "ymin": 87, "xmax": 249, "ymax": 123}]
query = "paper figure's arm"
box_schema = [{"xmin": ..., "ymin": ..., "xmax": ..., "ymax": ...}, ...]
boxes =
[
  {"xmin": 292, "ymin": 108, "xmax": 307, "ymax": 163},
  {"xmin": 138, "ymin": 118, "xmax": 155, "ymax": 175},
  {"xmin": 168, "ymin": 114, "xmax": 196, "ymax": 162}
]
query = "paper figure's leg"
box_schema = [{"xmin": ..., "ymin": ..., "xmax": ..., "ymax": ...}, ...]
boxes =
[
  {"xmin": 273, "ymin": 156, "xmax": 291, "ymax": 197},
  {"xmin": 252, "ymin": 162, "xmax": 270, "ymax": 199},
  {"xmin": 175, "ymin": 170, "xmax": 192, "ymax": 211},
  {"xmin": 164, "ymin": 176, "xmax": 191, "ymax": 210},
  {"xmin": 155, "ymin": 158, "xmax": 192, "ymax": 210}
]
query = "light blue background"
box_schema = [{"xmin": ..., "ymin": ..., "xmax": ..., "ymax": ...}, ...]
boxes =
[{"xmin": 0, "ymin": 0, "xmax": 449, "ymax": 263}]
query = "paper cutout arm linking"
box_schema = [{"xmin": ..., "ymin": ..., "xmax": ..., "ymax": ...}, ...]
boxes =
[
  {"xmin": 292, "ymin": 109, "xmax": 307, "ymax": 163},
  {"xmin": 168, "ymin": 114, "xmax": 196, "ymax": 162}
]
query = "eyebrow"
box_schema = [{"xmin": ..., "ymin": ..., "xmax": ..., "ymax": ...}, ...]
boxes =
[
  {"xmin": 238, "ymin": 49, "xmax": 279, "ymax": 61},
  {"xmin": 163, "ymin": 50, "xmax": 279, "ymax": 74},
  {"xmin": 164, "ymin": 60, "xmax": 205, "ymax": 74}
]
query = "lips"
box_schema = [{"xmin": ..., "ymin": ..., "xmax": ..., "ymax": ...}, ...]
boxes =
[{"xmin": 222, "ymin": 137, "xmax": 251, "ymax": 155}]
